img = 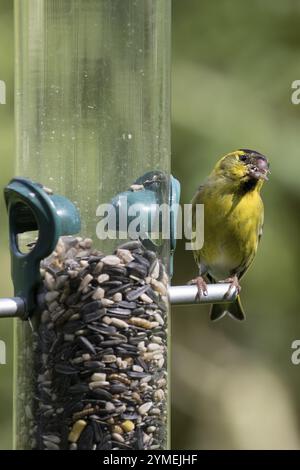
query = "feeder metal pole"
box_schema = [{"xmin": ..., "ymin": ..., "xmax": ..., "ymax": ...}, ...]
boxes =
[
  {"xmin": 0, "ymin": 297, "xmax": 25, "ymax": 318},
  {"xmin": 168, "ymin": 284, "xmax": 238, "ymax": 305}
]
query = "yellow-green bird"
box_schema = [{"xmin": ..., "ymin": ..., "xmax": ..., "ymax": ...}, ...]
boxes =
[{"xmin": 190, "ymin": 149, "xmax": 269, "ymax": 321}]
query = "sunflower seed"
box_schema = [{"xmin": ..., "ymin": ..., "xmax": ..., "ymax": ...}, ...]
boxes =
[{"xmin": 102, "ymin": 255, "xmax": 121, "ymax": 266}]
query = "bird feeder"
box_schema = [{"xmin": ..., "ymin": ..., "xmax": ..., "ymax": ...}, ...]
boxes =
[{"xmin": 0, "ymin": 0, "xmax": 237, "ymax": 450}]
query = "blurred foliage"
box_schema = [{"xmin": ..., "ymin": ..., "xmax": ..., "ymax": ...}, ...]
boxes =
[
  {"xmin": 0, "ymin": 0, "xmax": 14, "ymax": 451},
  {"xmin": 172, "ymin": 0, "xmax": 300, "ymax": 449},
  {"xmin": 1, "ymin": 0, "xmax": 300, "ymax": 450}
]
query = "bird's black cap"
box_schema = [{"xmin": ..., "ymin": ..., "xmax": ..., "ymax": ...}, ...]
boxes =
[{"xmin": 239, "ymin": 149, "xmax": 267, "ymax": 160}]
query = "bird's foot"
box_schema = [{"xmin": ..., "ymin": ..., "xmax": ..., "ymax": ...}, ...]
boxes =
[
  {"xmin": 218, "ymin": 275, "xmax": 241, "ymax": 298},
  {"xmin": 188, "ymin": 276, "xmax": 208, "ymax": 299}
]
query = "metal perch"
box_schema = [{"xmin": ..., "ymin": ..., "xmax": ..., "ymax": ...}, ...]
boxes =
[
  {"xmin": 0, "ymin": 284, "xmax": 237, "ymax": 319},
  {"xmin": 168, "ymin": 283, "xmax": 238, "ymax": 305}
]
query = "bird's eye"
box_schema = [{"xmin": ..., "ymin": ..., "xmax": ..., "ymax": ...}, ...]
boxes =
[{"xmin": 239, "ymin": 154, "xmax": 248, "ymax": 162}]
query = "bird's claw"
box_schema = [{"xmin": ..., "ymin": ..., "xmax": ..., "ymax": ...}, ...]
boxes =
[
  {"xmin": 188, "ymin": 276, "xmax": 208, "ymax": 300},
  {"xmin": 218, "ymin": 275, "xmax": 241, "ymax": 298}
]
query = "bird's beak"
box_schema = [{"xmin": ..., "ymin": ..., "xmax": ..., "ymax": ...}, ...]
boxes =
[{"xmin": 248, "ymin": 157, "xmax": 270, "ymax": 181}]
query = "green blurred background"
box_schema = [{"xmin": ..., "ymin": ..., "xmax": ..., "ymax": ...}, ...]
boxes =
[
  {"xmin": 0, "ymin": 0, "xmax": 14, "ymax": 451},
  {"xmin": 1, "ymin": 0, "xmax": 300, "ymax": 449}
]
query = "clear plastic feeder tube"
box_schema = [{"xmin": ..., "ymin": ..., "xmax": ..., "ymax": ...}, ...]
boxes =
[{"xmin": 14, "ymin": 0, "xmax": 171, "ymax": 450}]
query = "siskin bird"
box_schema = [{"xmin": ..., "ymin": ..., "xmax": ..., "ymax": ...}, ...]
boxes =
[{"xmin": 190, "ymin": 149, "xmax": 270, "ymax": 321}]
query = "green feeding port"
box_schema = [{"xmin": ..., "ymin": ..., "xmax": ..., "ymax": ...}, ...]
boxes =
[
  {"xmin": 109, "ymin": 171, "xmax": 180, "ymax": 277},
  {"xmin": 5, "ymin": 177, "xmax": 80, "ymax": 315},
  {"xmin": 13, "ymin": 0, "xmax": 171, "ymax": 450}
]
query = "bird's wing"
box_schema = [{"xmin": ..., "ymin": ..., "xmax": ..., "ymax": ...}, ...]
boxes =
[
  {"xmin": 258, "ymin": 212, "xmax": 264, "ymax": 243},
  {"xmin": 191, "ymin": 184, "xmax": 206, "ymax": 269},
  {"xmin": 238, "ymin": 205, "xmax": 264, "ymax": 280},
  {"xmin": 191, "ymin": 184, "xmax": 204, "ymax": 235}
]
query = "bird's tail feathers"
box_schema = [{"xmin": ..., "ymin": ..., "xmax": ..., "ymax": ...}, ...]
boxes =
[{"xmin": 210, "ymin": 296, "xmax": 245, "ymax": 321}]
